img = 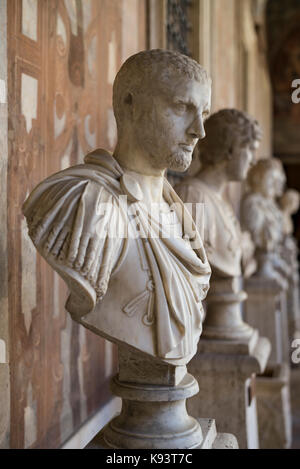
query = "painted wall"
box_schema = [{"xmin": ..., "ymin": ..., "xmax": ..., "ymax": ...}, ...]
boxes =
[
  {"xmin": 4, "ymin": 0, "xmax": 146, "ymax": 449},
  {"xmin": 210, "ymin": 0, "xmax": 271, "ymax": 157},
  {"xmin": 187, "ymin": 0, "xmax": 272, "ymax": 212},
  {"xmin": 1, "ymin": 0, "xmax": 274, "ymax": 449},
  {"xmin": 189, "ymin": 0, "xmax": 272, "ymax": 158},
  {"xmin": 0, "ymin": 0, "xmax": 10, "ymax": 450},
  {"xmin": 267, "ymin": 0, "xmax": 300, "ymax": 160}
]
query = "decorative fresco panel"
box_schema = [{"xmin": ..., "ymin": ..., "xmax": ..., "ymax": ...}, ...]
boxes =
[
  {"xmin": 7, "ymin": 0, "xmax": 147, "ymax": 448},
  {"xmin": 21, "ymin": 0, "xmax": 38, "ymax": 41}
]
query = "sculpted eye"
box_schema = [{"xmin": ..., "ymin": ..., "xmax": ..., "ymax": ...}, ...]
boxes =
[
  {"xmin": 202, "ymin": 110, "xmax": 210, "ymax": 121},
  {"xmin": 174, "ymin": 103, "xmax": 188, "ymax": 113}
]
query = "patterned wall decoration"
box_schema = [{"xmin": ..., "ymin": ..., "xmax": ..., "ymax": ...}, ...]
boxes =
[
  {"xmin": 166, "ymin": 0, "xmax": 193, "ymax": 185},
  {"xmin": 0, "ymin": 0, "xmax": 10, "ymax": 449},
  {"xmin": 167, "ymin": 0, "xmax": 192, "ymax": 56},
  {"xmin": 266, "ymin": 0, "xmax": 300, "ymax": 254},
  {"xmin": 267, "ymin": 0, "xmax": 300, "ymax": 159},
  {"xmin": 7, "ymin": 0, "xmax": 146, "ymax": 449}
]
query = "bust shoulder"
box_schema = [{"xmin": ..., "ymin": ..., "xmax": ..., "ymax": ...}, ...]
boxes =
[{"xmin": 22, "ymin": 152, "xmax": 126, "ymax": 319}]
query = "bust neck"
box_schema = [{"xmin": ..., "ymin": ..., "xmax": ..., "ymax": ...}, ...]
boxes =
[
  {"xmin": 122, "ymin": 168, "xmax": 165, "ymax": 205},
  {"xmin": 113, "ymin": 139, "xmax": 165, "ymax": 177},
  {"xmin": 196, "ymin": 163, "xmax": 228, "ymax": 196},
  {"xmin": 113, "ymin": 138, "xmax": 166, "ymax": 205},
  {"xmin": 253, "ymin": 188, "xmax": 275, "ymax": 201}
]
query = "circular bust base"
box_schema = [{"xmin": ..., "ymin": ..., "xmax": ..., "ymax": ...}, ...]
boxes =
[
  {"xmin": 103, "ymin": 373, "xmax": 203, "ymax": 449},
  {"xmin": 203, "ymin": 290, "xmax": 255, "ymax": 341},
  {"xmin": 202, "ymin": 321, "xmax": 254, "ymax": 341}
]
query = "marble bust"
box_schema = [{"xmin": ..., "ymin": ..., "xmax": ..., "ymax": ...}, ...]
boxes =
[
  {"xmin": 278, "ymin": 189, "xmax": 300, "ymax": 340},
  {"xmin": 175, "ymin": 109, "xmax": 261, "ymax": 339},
  {"xmin": 22, "ymin": 49, "xmax": 212, "ymax": 367},
  {"xmin": 175, "ymin": 109, "xmax": 261, "ymax": 278},
  {"xmin": 279, "ymin": 189, "xmax": 300, "ymax": 237},
  {"xmin": 241, "ymin": 158, "xmax": 290, "ymax": 287}
]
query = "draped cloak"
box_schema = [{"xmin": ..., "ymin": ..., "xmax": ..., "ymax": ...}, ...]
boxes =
[
  {"xmin": 23, "ymin": 149, "xmax": 211, "ymax": 363},
  {"xmin": 175, "ymin": 177, "xmax": 242, "ymax": 278}
]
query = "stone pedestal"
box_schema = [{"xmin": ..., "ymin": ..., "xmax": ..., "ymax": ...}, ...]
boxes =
[
  {"xmin": 202, "ymin": 278, "xmax": 255, "ymax": 341},
  {"xmin": 187, "ymin": 330, "xmax": 270, "ymax": 449},
  {"xmin": 281, "ymin": 238, "xmax": 300, "ymax": 342},
  {"xmin": 87, "ymin": 417, "xmax": 239, "ymax": 449},
  {"xmin": 85, "ymin": 347, "xmax": 238, "ymax": 449},
  {"xmin": 256, "ymin": 364, "xmax": 292, "ymax": 448},
  {"xmin": 286, "ymin": 272, "xmax": 300, "ymax": 343},
  {"xmin": 244, "ymin": 277, "xmax": 289, "ymax": 365},
  {"xmin": 244, "ymin": 276, "xmax": 292, "ymax": 448},
  {"xmin": 255, "ymin": 251, "xmax": 289, "ymax": 291}
]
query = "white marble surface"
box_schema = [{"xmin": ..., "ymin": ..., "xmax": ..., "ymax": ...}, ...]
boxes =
[{"xmin": 23, "ymin": 50, "xmax": 212, "ymax": 366}]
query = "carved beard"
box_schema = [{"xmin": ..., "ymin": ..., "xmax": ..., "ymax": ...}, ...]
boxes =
[
  {"xmin": 134, "ymin": 109, "xmax": 194, "ymax": 173},
  {"xmin": 166, "ymin": 150, "xmax": 193, "ymax": 172}
]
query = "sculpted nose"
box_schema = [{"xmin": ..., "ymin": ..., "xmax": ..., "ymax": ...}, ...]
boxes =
[{"xmin": 188, "ymin": 114, "xmax": 206, "ymax": 140}]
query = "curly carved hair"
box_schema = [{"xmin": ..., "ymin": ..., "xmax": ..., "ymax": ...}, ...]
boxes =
[
  {"xmin": 198, "ymin": 109, "xmax": 262, "ymax": 166},
  {"xmin": 113, "ymin": 49, "xmax": 211, "ymax": 133},
  {"xmin": 247, "ymin": 158, "xmax": 285, "ymax": 192},
  {"xmin": 279, "ymin": 189, "xmax": 300, "ymax": 213}
]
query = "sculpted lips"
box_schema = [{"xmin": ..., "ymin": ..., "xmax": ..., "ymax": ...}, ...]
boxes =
[{"xmin": 179, "ymin": 143, "xmax": 194, "ymax": 152}]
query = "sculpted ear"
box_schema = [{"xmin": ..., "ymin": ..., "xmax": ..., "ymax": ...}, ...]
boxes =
[
  {"xmin": 125, "ymin": 92, "xmax": 144, "ymax": 122},
  {"xmin": 227, "ymin": 146, "xmax": 233, "ymax": 160},
  {"xmin": 123, "ymin": 92, "xmax": 134, "ymax": 121},
  {"xmin": 124, "ymin": 92, "xmax": 133, "ymax": 105}
]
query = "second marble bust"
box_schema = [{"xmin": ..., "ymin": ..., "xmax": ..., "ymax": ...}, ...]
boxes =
[
  {"xmin": 175, "ymin": 108, "xmax": 261, "ymax": 339},
  {"xmin": 22, "ymin": 49, "xmax": 212, "ymax": 366},
  {"xmin": 241, "ymin": 157, "xmax": 290, "ymax": 287},
  {"xmin": 175, "ymin": 109, "xmax": 261, "ymax": 278}
]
